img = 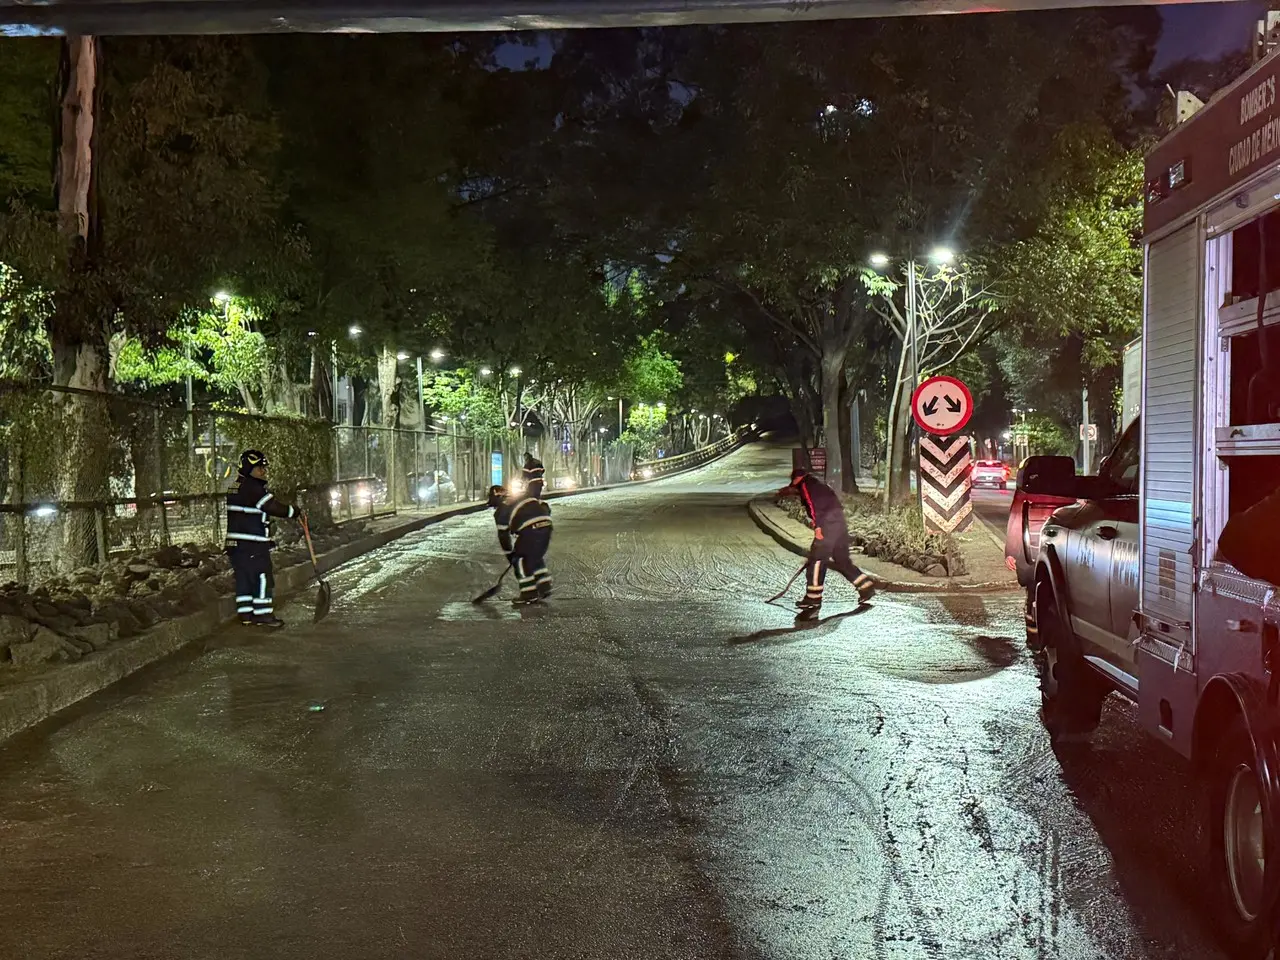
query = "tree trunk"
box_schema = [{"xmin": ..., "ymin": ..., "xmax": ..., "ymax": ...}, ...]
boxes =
[
  {"xmin": 883, "ymin": 336, "xmax": 911, "ymax": 506},
  {"xmin": 820, "ymin": 349, "xmax": 846, "ymax": 493},
  {"xmin": 890, "ymin": 386, "xmax": 913, "ymax": 505},
  {"xmin": 838, "ymin": 376, "xmax": 858, "ymax": 493},
  {"xmin": 50, "ymin": 36, "xmax": 109, "ymax": 572}
]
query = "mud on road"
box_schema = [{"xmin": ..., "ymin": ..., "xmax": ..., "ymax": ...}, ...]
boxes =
[{"xmin": 0, "ymin": 443, "xmax": 1227, "ymax": 959}]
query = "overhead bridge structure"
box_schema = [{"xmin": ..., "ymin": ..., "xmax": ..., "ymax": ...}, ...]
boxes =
[{"xmin": 0, "ymin": 0, "xmax": 1247, "ymax": 36}]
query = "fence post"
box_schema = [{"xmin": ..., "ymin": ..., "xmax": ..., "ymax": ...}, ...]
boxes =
[
  {"xmin": 94, "ymin": 506, "xmax": 107, "ymax": 565},
  {"xmin": 209, "ymin": 413, "xmax": 222, "ymax": 543},
  {"xmin": 389, "ymin": 427, "xmax": 398, "ymax": 513},
  {"xmin": 154, "ymin": 408, "xmax": 170, "ymax": 546},
  {"xmin": 13, "ymin": 444, "xmax": 27, "ymax": 586}
]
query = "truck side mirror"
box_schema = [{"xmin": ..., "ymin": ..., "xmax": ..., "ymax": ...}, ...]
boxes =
[{"xmin": 1017, "ymin": 455, "xmax": 1079, "ymax": 498}]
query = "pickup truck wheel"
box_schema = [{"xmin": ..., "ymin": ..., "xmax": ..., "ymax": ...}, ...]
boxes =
[
  {"xmin": 1033, "ymin": 581, "xmax": 1104, "ymax": 744},
  {"xmin": 1208, "ymin": 715, "xmax": 1271, "ymax": 957}
]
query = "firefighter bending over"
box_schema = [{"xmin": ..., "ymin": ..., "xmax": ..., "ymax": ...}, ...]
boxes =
[
  {"xmin": 779, "ymin": 467, "xmax": 876, "ymax": 620},
  {"xmin": 489, "ymin": 484, "xmax": 553, "ymax": 605}
]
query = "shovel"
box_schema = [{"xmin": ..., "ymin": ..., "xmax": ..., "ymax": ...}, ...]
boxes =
[{"xmin": 300, "ymin": 514, "xmax": 332, "ymax": 622}]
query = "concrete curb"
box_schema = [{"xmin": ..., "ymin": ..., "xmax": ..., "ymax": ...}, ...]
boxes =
[
  {"xmin": 0, "ymin": 437, "xmax": 752, "ymax": 744},
  {"xmin": 745, "ymin": 497, "xmax": 1017, "ymax": 596}
]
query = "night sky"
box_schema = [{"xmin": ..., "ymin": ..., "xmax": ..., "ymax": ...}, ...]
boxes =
[
  {"xmin": 494, "ymin": 2, "xmax": 1264, "ymax": 73},
  {"xmin": 1155, "ymin": 0, "xmax": 1264, "ymax": 68}
]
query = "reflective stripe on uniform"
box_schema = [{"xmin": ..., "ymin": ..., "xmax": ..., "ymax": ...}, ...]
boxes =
[
  {"xmin": 227, "ymin": 532, "xmax": 272, "ymax": 542},
  {"xmin": 258, "ymin": 574, "xmax": 268, "ymax": 600},
  {"xmin": 255, "ymin": 493, "xmax": 274, "ymax": 509},
  {"xmin": 227, "ymin": 504, "xmax": 264, "ymax": 515}
]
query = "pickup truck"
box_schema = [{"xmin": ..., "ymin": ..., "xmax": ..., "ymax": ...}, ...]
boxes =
[{"xmin": 1007, "ymin": 418, "xmax": 1140, "ymax": 739}]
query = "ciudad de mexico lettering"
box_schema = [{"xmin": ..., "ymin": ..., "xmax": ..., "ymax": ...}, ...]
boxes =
[{"xmin": 1230, "ymin": 74, "xmax": 1280, "ymax": 177}]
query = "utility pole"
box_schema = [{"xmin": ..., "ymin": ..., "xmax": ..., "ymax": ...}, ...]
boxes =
[{"xmin": 907, "ymin": 257, "xmax": 922, "ymax": 513}]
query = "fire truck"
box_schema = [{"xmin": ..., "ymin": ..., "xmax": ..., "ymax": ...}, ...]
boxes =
[{"xmin": 1013, "ymin": 47, "xmax": 1280, "ymax": 955}]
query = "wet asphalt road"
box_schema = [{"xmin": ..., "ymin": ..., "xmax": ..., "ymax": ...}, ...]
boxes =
[{"xmin": 0, "ymin": 442, "xmax": 1228, "ymax": 959}]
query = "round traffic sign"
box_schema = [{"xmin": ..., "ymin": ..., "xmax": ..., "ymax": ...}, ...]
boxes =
[{"xmin": 911, "ymin": 375, "xmax": 973, "ymax": 436}]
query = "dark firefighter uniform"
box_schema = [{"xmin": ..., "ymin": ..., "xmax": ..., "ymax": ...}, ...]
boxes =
[
  {"xmin": 489, "ymin": 484, "xmax": 553, "ymax": 604},
  {"xmin": 781, "ymin": 467, "xmax": 875, "ymax": 618},
  {"xmin": 521, "ymin": 453, "xmax": 545, "ymax": 500},
  {"xmin": 225, "ymin": 450, "xmax": 299, "ymax": 627}
]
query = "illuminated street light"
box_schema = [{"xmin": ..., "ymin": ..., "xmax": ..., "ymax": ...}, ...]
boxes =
[
  {"xmin": 430, "ymin": 347, "xmax": 445, "ymax": 362},
  {"xmin": 930, "ymin": 246, "xmax": 955, "ymax": 265},
  {"xmin": 396, "ymin": 351, "xmax": 410, "ymax": 361},
  {"xmin": 213, "ymin": 291, "xmax": 231, "ymax": 304},
  {"xmin": 349, "ymin": 325, "xmax": 362, "ymax": 337},
  {"xmin": 479, "ymin": 367, "xmax": 492, "ymax": 377},
  {"xmin": 509, "ymin": 366, "xmax": 522, "ymax": 377},
  {"xmin": 824, "ymin": 104, "xmax": 837, "ymax": 115},
  {"xmin": 599, "ymin": 427, "xmax": 608, "ymax": 434},
  {"xmin": 869, "ymin": 252, "xmax": 890, "ymax": 268}
]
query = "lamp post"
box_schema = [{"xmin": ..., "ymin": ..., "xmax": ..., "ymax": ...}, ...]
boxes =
[{"xmin": 510, "ymin": 366, "xmax": 523, "ymax": 443}]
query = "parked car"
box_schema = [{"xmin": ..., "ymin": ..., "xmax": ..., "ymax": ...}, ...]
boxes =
[{"xmin": 972, "ymin": 460, "xmax": 1010, "ymax": 489}]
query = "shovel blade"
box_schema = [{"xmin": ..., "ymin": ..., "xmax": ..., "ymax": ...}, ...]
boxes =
[{"xmin": 313, "ymin": 581, "xmax": 332, "ymax": 622}]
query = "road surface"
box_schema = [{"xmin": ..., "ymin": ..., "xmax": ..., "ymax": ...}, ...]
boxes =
[
  {"xmin": 0, "ymin": 442, "xmax": 1227, "ymax": 959},
  {"xmin": 971, "ymin": 484, "xmax": 1015, "ymax": 544}
]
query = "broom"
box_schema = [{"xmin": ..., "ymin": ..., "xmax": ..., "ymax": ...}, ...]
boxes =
[{"xmin": 300, "ymin": 514, "xmax": 332, "ymax": 622}]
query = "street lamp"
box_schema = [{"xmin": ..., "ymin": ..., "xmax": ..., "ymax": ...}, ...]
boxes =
[
  {"xmin": 509, "ymin": 366, "xmax": 522, "ymax": 378},
  {"xmin": 930, "ymin": 246, "xmax": 955, "ymax": 265},
  {"xmin": 396, "ymin": 351, "xmax": 410, "ymax": 361},
  {"xmin": 430, "ymin": 347, "xmax": 445, "ymax": 362},
  {"xmin": 480, "ymin": 367, "xmax": 492, "ymax": 377},
  {"xmin": 869, "ymin": 252, "xmax": 890, "ymax": 268},
  {"xmin": 214, "ymin": 290, "xmax": 231, "ymax": 305},
  {"xmin": 349, "ymin": 325, "xmax": 362, "ymax": 338}
]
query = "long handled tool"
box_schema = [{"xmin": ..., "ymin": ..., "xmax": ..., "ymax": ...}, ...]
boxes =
[
  {"xmin": 300, "ymin": 515, "xmax": 332, "ymax": 622},
  {"xmin": 472, "ymin": 565, "xmax": 511, "ymax": 604},
  {"xmin": 766, "ymin": 561, "xmax": 808, "ymax": 606}
]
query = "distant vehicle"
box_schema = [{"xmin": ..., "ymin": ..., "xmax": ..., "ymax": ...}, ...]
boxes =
[{"xmin": 971, "ymin": 460, "xmax": 1010, "ymax": 489}]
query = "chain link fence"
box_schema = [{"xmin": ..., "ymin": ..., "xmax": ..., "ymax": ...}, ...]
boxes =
[{"xmin": 0, "ymin": 386, "xmax": 742, "ymax": 584}]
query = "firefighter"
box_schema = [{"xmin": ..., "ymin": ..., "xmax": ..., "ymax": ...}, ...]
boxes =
[
  {"xmin": 226, "ymin": 450, "xmax": 301, "ymax": 628},
  {"xmin": 779, "ymin": 467, "xmax": 875, "ymax": 620},
  {"xmin": 488, "ymin": 483, "xmax": 553, "ymax": 605},
  {"xmin": 521, "ymin": 452, "xmax": 546, "ymax": 499}
]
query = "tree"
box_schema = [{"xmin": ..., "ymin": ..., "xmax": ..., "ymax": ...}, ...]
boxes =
[
  {"xmin": 0, "ymin": 37, "xmax": 289, "ymax": 568},
  {"xmin": 997, "ymin": 125, "xmax": 1142, "ymax": 455},
  {"xmin": 867, "ymin": 260, "xmax": 998, "ymax": 502}
]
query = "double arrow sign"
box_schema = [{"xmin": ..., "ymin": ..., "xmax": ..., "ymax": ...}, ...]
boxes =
[{"xmin": 920, "ymin": 394, "xmax": 964, "ymax": 417}]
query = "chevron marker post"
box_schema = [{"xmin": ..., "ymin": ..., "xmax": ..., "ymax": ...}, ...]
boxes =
[{"xmin": 919, "ymin": 434, "xmax": 974, "ymax": 534}]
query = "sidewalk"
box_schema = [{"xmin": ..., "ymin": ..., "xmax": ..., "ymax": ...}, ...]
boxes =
[{"xmin": 746, "ymin": 496, "xmax": 1018, "ymax": 594}]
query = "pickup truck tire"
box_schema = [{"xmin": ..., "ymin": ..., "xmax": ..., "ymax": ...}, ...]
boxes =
[
  {"xmin": 1208, "ymin": 713, "xmax": 1270, "ymax": 958},
  {"xmin": 1033, "ymin": 580, "xmax": 1105, "ymax": 744}
]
